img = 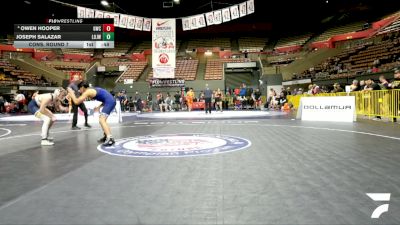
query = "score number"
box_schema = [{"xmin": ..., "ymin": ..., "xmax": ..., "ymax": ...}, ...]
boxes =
[{"xmin": 102, "ymin": 24, "xmax": 114, "ymax": 41}]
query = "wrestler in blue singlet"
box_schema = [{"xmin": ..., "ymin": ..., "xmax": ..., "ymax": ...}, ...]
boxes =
[{"xmin": 93, "ymin": 87, "xmax": 116, "ymax": 117}]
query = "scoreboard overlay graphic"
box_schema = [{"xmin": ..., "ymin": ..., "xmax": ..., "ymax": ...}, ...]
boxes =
[{"xmin": 13, "ymin": 19, "xmax": 114, "ymax": 49}]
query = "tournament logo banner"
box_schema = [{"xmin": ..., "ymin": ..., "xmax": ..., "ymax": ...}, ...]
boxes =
[{"xmin": 152, "ymin": 19, "xmax": 176, "ymax": 79}]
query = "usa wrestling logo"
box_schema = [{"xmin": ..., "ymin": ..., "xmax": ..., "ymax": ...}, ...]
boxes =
[{"xmin": 97, "ymin": 133, "xmax": 251, "ymax": 157}]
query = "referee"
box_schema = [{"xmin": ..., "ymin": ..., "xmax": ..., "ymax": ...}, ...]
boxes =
[{"xmin": 69, "ymin": 75, "xmax": 91, "ymax": 130}]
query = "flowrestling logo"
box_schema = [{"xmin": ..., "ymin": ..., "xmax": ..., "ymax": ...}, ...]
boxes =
[{"xmin": 97, "ymin": 133, "xmax": 251, "ymax": 157}]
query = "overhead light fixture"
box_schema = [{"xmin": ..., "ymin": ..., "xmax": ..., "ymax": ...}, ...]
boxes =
[
  {"xmin": 101, "ymin": 0, "xmax": 109, "ymax": 7},
  {"xmin": 205, "ymin": 50, "xmax": 212, "ymax": 56},
  {"xmin": 173, "ymin": 0, "xmax": 180, "ymax": 4}
]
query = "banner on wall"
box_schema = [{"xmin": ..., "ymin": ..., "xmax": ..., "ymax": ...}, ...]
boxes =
[
  {"xmin": 152, "ymin": 18, "xmax": 176, "ymax": 79},
  {"xmin": 75, "ymin": 0, "xmax": 254, "ymax": 31},
  {"xmin": 149, "ymin": 79, "xmax": 185, "ymax": 88}
]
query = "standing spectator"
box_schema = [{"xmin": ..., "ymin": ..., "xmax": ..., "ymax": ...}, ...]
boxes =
[
  {"xmin": 359, "ymin": 80, "xmax": 366, "ymax": 90},
  {"xmin": 0, "ymin": 96, "xmax": 4, "ymax": 113},
  {"xmin": 214, "ymin": 88, "xmax": 223, "ymax": 112},
  {"xmin": 174, "ymin": 91, "xmax": 181, "ymax": 111},
  {"xmin": 378, "ymin": 75, "xmax": 389, "ymax": 89},
  {"xmin": 204, "ymin": 84, "xmax": 213, "ymax": 114},
  {"xmin": 146, "ymin": 92, "xmax": 153, "ymax": 112},
  {"xmin": 186, "ymin": 88, "xmax": 194, "ymax": 112},
  {"xmin": 331, "ymin": 83, "xmax": 343, "ymax": 93},
  {"xmin": 134, "ymin": 91, "xmax": 142, "ymax": 112}
]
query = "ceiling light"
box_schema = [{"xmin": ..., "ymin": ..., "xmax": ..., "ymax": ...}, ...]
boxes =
[
  {"xmin": 173, "ymin": 0, "xmax": 180, "ymax": 4},
  {"xmin": 101, "ymin": 0, "xmax": 109, "ymax": 6}
]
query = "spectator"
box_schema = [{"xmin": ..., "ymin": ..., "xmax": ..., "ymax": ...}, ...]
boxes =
[
  {"xmin": 378, "ymin": 75, "xmax": 389, "ymax": 89},
  {"xmin": 0, "ymin": 96, "xmax": 4, "ymax": 113},
  {"xmin": 350, "ymin": 80, "xmax": 360, "ymax": 92},
  {"xmin": 359, "ymin": 80, "xmax": 366, "ymax": 90},
  {"xmin": 331, "ymin": 83, "xmax": 343, "ymax": 93},
  {"xmin": 146, "ymin": 92, "xmax": 153, "ymax": 112},
  {"xmin": 15, "ymin": 91, "xmax": 26, "ymax": 113},
  {"xmin": 174, "ymin": 91, "xmax": 181, "ymax": 111},
  {"xmin": 134, "ymin": 91, "xmax": 142, "ymax": 112}
]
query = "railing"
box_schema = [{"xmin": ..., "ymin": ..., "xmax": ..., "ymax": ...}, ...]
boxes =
[{"xmin": 287, "ymin": 90, "xmax": 400, "ymax": 120}]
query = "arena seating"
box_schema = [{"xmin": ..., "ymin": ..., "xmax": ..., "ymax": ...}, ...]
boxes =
[
  {"xmin": 377, "ymin": 13, "xmax": 400, "ymax": 35},
  {"xmin": 0, "ymin": 60, "xmax": 45, "ymax": 85},
  {"xmin": 103, "ymin": 42, "xmax": 132, "ymax": 57},
  {"xmin": 108, "ymin": 61, "xmax": 148, "ymax": 82},
  {"xmin": 146, "ymin": 59, "xmax": 198, "ymax": 81},
  {"xmin": 132, "ymin": 41, "xmax": 152, "ymax": 53},
  {"xmin": 187, "ymin": 38, "xmax": 231, "ymax": 50},
  {"xmin": 204, "ymin": 58, "xmax": 249, "ymax": 80},
  {"xmin": 313, "ymin": 22, "xmax": 365, "ymax": 42},
  {"xmin": 274, "ymin": 34, "xmax": 311, "ymax": 49},
  {"xmin": 238, "ymin": 37, "xmax": 266, "ymax": 52}
]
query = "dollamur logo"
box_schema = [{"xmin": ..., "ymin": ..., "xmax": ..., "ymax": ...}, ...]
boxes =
[
  {"xmin": 366, "ymin": 193, "xmax": 391, "ymax": 218},
  {"xmin": 97, "ymin": 133, "xmax": 251, "ymax": 157}
]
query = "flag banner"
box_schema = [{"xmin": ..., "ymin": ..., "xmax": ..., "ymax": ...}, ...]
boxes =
[
  {"xmin": 213, "ymin": 10, "xmax": 222, "ymax": 24},
  {"xmin": 143, "ymin": 18, "xmax": 152, "ymax": 31},
  {"xmin": 247, "ymin": 0, "xmax": 255, "ymax": 14},
  {"xmin": 127, "ymin": 16, "xmax": 136, "ymax": 29},
  {"xmin": 222, "ymin": 8, "xmax": 231, "ymax": 23},
  {"xmin": 205, "ymin": 12, "xmax": 214, "ymax": 26},
  {"xmin": 150, "ymin": 78, "xmax": 185, "ymax": 88},
  {"xmin": 119, "ymin": 14, "xmax": 128, "ymax": 28},
  {"xmin": 95, "ymin": 10, "xmax": 104, "ymax": 18},
  {"xmin": 182, "ymin": 17, "xmax": 190, "ymax": 31},
  {"xmin": 103, "ymin": 12, "xmax": 113, "ymax": 19},
  {"xmin": 197, "ymin": 14, "xmax": 206, "ymax": 28},
  {"xmin": 112, "ymin": 13, "xmax": 120, "ymax": 27},
  {"xmin": 239, "ymin": 2, "xmax": 247, "ymax": 17},
  {"xmin": 135, "ymin": 17, "xmax": 143, "ymax": 30},
  {"xmin": 190, "ymin": 16, "xmax": 198, "ymax": 30},
  {"xmin": 152, "ymin": 19, "xmax": 176, "ymax": 78},
  {"xmin": 77, "ymin": 7, "xmax": 86, "ymax": 18},
  {"xmin": 85, "ymin": 8, "xmax": 95, "ymax": 18},
  {"xmin": 230, "ymin": 5, "xmax": 240, "ymax": 20}
]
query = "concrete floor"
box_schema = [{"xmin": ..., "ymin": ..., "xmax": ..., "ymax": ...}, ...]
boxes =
[{"xmin": 0, "ymin": 115, "xmax": 399, "ymax": 225}]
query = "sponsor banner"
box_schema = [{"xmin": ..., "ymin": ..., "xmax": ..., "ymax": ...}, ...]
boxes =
[
  {"xmin": 222, "ymin": 8, "xmax": 231, "ymax": 23},
  {"xmin": 150, "ymin": 78, "xmax": 185, "ymax": 88},
  {"xmin": 213, "ymin": 10, "xmax": 222, "ymax": 24},
  {"xmin": 230, "ymin": 5, "xmax": 240, "ymax": 20},
  {"xmin": 119, "ymin": 14, "xmax": 128, "ymax": 28},
  {"xmin": 152, "ymin": 18, "xmax": 176, "ymax": 76},
  {"xmin": 135, "ymin": 17, "xmax": 143, "ymax": 30},
  {"xmin": 296, "ymin": 96, "xmax": 356, "ymax": 122},
  {"xmin": 77, "ymin": 7, "xmax": 86, "ymax": 18},
  {"xmin": 247, "ymin": 0, "xmax": 255, "ymax": 14},
  {"xmin": 205, "ymin": 12, "xmax": 214, "ymax": 26},
  {"xmin": 153, "ymin": 68, "xmax": 175, "ymax": 79},
  {"xmin": 239, "ymin": 2, "xmax": 247, "ymax": 17},
  {"xmin": 97, "ymin": 133, "xmax": 251, "ymax": 158},
  {"xmin": 143, "ymin": 18, "xmax": 152, "ymax": 31},
  {"xmin": 127, "ymin": 16, "xmax": 136, "ymax": 29},
  {"xmin": 95, "ymin": 10, "xmax": 104, "ymax": 18},
  {"xmin": 85, "ymin": 8, "xmax": 95, "ymax": 18}
]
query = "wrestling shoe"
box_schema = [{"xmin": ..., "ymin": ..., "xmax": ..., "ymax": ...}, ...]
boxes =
[
  {"xmin": 102, "ymin": 138, "xmax": 115, "ymax": 147},
  {"xmin": 97, "ymin": 135, "xmax": 107, "ymax": 143},
  {"xmin": 41, "ymin": 139, "xmax": 54, "ymax": 146}
]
